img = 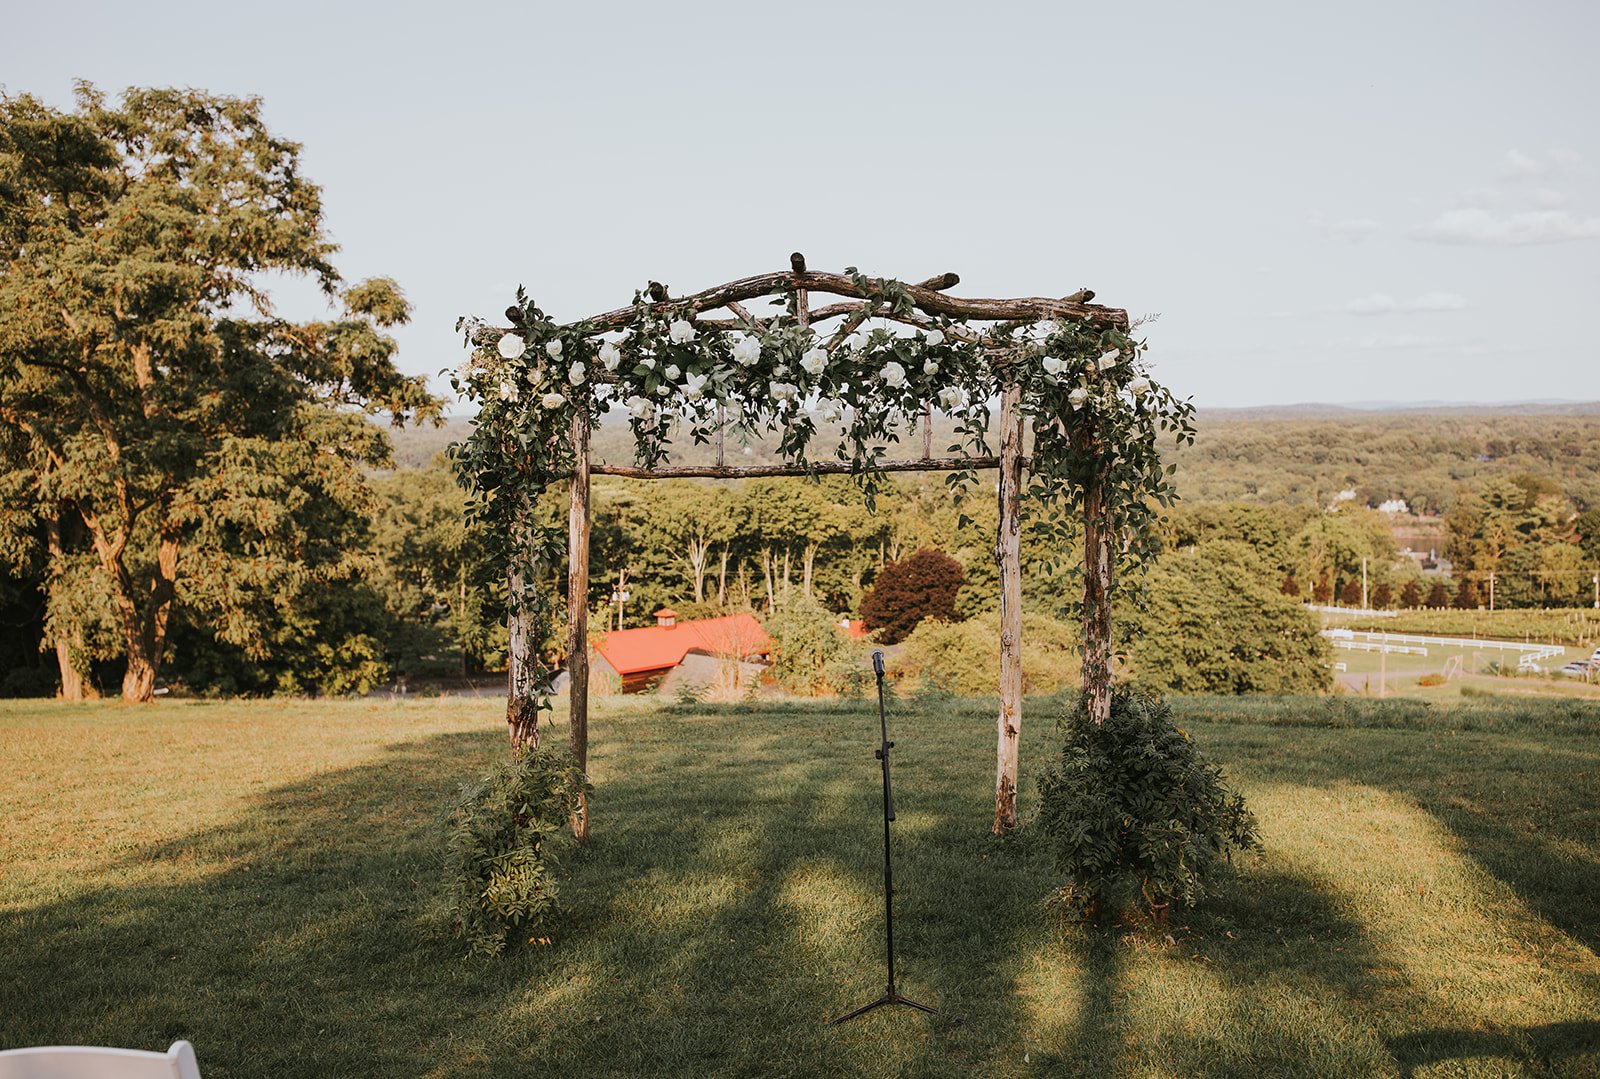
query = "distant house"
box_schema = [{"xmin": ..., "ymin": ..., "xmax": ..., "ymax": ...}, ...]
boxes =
[
  {"xmin": 592, "ymin": 608, "xmax": 773, "ymax": 694},
  {"xmin": 1377, "ymin": 499, "xmax": 1410, "ymax": 515}
]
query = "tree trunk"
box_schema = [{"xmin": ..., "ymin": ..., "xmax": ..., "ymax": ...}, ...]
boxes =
[
  {"xmin": 1081, "ymin": 461, "xmax": 1114, "ymax": 726},
  {"xmin": 717, "ymin": 548, "xmax": 730, "ymax": 605},
  {"xmin": 108, "ymin": 523, "xmax": 178, "ymax": 704},
  {"xmin": 802, "ymin": 541, "xmax": 819, "ymax": 598},
  {"xmin": 506, "ymin": 515, "xmax": 542, "ymax": 753},
  {"xmin": 686, "ymin": 534, "xmax": 710, "ymax": 604},
  {"xmin": 992, "ymin": 383, "xmax": 1025, "ymax": 834},
  {"xmin": 566, "ymin": 412, "xmax": 592, "ymax": 842},
  {"xmin": 44, "ymin": 514, "xmax": 96, "ymax": 701}
]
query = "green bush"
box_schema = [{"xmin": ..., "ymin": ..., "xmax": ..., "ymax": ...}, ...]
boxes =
[
  {"xmin": 890, "ymin": 611, "xmax": 1080, "ymax": 696},
  {"xmin": 1034, "ymin": 686, "xmax": 1260, "ymax": 922},
  {"xmin": 444, "ymin": 745, "xmax": 588, "ymax": 957},
  {"xmin": 1127, "ymin": 540, "xmax": 1330, "ymax": 695},
  {"xmin": 761, "ymin": 597, "xmax": 871, "ymax": 696}
]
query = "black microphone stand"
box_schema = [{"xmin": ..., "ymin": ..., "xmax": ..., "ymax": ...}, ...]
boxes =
[{"xmin": 830, "ymin": 649, "xmax": 948, "ymax": 1025}]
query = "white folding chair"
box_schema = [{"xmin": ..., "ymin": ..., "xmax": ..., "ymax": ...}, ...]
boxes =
[{"xmin": 0, "ymin": 1040, "xmax": 201, "ymax": 1078}]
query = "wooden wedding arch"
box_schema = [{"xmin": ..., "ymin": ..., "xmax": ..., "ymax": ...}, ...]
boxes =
[{"xmin": 465, "ymin": 253, "xmax": 1177, "ymax": 840}]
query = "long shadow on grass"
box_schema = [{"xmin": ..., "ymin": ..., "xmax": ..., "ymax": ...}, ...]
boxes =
[
  {"xmin": 0, "ymin": 706, "xmax": 1059, "ymax": 1079},
  {"xmin": 0, "ymin": 729, "xmax": 507, "ymax": 1076},
  {"xmin": 1183, "ymin": 698, "xmax": 1600, "ymax": 957},
  {"xmin": 1026, "ymin": 867, "xmax": 1399, "ymax": 1078}
]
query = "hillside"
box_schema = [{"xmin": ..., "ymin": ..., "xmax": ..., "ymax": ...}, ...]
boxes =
[{"xmin": 389, "ymin": 403, "xmax": 1600, "ymax": 512}]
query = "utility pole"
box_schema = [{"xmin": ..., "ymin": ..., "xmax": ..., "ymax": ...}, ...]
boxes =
[{"xmin": 1489, "ymin": 570, "xmax": 1497, "ymax": 613}]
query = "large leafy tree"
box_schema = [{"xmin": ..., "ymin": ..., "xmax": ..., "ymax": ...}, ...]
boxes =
[{"xmin": 0, "ymin": 84, "xmax": 438, "ymax": 701}]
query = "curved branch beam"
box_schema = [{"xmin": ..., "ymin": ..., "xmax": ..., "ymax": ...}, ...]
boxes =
[{"xmin": 494, "ymin": 265, "xmax": 1127, "ymax": 338}]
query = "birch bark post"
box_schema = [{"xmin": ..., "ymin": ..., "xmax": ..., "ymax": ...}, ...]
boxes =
[
  {"xmin": 505, "ymin": 496, "xmax": 541, "ymax": 753},
  {"xmin": 566, "ymin": 411, "xmax": 593, "ymax": 842},
  {"xmin": 992, "ymin": 381, "xmax": 1026, "ymax": 833},
  {"xmin": 1079, "ymin": 441, "xmax": 1115, "ymax": 725}
]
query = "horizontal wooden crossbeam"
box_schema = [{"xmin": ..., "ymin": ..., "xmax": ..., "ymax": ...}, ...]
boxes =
[{"xmin": 587, "ymin": 455, "xmax": 1018, "ymax": 480}]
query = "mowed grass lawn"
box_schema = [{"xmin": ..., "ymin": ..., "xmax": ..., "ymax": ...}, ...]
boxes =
[{"xmin": 2, "ymin": 694, "xmax": 1598, "ymax": 1078}]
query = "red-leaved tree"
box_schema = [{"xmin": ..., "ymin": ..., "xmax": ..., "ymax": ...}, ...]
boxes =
[{"xmin": 860, "ymin": 548, "xmax": 964, "ymax": 644}]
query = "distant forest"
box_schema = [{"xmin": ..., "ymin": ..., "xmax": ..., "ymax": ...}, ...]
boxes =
[{"xmin": 397, "ymin": 405, "xmax": 1600, "ymax": 516}]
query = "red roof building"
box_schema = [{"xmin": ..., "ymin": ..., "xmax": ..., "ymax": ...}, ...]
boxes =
[{"xmin": 592, "ymin": 609, "xmax": 773, "ymax": 694}]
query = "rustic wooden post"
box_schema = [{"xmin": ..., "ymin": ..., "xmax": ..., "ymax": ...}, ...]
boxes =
[
  {"xmin": 506, "ymin": 497, "xmax": 541, "ymax": 752},
  {"xmin": 1081, "ymin": 457, "xmax": 1114, "ymax": 725},
  {"xmin": 567, "ymin": 411, "xmax": 592, "ymax": 841},
  {"xmin": 992, "ymin": 381, "xmax": 1025, "ymax": 834}
]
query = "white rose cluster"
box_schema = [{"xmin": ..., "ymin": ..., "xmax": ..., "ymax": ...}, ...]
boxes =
[
  {"xmin": 732, "ymin": 335, "xmax": 762, "ymax": 367},
  {"xmin": 497, "ymin": 333, "xmax": 526, "ymax": 361}
]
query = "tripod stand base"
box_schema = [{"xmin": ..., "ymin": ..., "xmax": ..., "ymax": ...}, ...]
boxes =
[{"xmin": 829, "ymin": 987, "xmax": 953, "ymax": 1026}]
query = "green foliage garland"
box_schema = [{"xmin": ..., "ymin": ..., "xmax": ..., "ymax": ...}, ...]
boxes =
[{"xmin": 450, "ymin": 270, "xmax": 1194, "ymax": 720}]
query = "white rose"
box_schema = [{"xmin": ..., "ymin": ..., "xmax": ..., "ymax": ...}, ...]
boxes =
[
  {"xmin": 568, "ymin": 361, "xmax": 586, "ymax": 386},
  {"xmin": 732, "ymin": 336, "xmax": 762, "ymax": 367},
  {"xmin": 924, "ymin": 329, "xmax": 945, "ymax": 347},
  {"xmin": 594, "ymin": 383, "xmax": 614, "ymax": 402},
  {"xmin": 881, "ymin": 360, "xmax": 906, "ymax": 388},
  {"xmin": 599, "ymin": 342, "xmax": 622, "ymax": 371},
  {"xmin": 820, "ymin": 400, "xmax": 843, "ymax": 423},
  {"xmin": 545, "ymin": 338, "xmax": 563, "ymax": 359},
  {"xmin": 497, "ymin": 334, "xmax": 526, "ymax": 360},
  {"xmin": 937, "ymin": 386, "xmax": 964, "ymax": 411},
  {"xmin": 664, "ymin": 364, "xmax": 681, "ymax": 381},
  {"xmin": 1042, "ymin": 356, "xmax": 1066, "ymax": 376},
  {"xmin": 541, "ymin": 391, "xmax": 566, "ymax": 410},
  {"xmin": 684, "ymin": 372, "xmax": 708, "ymax": 399},
  {"xmin": 626, "ymin": 395, "xmax": 651, "ymax": 419},
  {"xmin": 771, "ymin": 381, "xmax": 798, "ymax": 403},
  {"xmin": 1098, "ymin": 350, "xmax": 1120, "ymax": 371},
  {"xmin": 923, "ymin": 360, "xmax": 939, "ymax": 376},
  {"xmin": 669, "ymin": 319, "xmax": 696, "ymax": 343},
  {"xmin": 498, "ymin": 380, "xmax": 519, "ymax": 402},
  {"xmin": 801, "ymin": 347, "xmax": 828, "ymax": 377},
  {"xmin": 1128, "ymin": 376, "xmax": 1151, "ymax": 396},
  {"xmin": 847, "ymin": 330, "xmax": 871, "ymax": 353},
  {"xmin": 640, "ymin": 356, "xmax": 656, "ymax": 370},
  {"xmin": 656, "ymin": 385, "xmax": 671, "ymax": 396},
  {"xmin": 1069, "ymin": 387, "xmax": 1088, "ymax": 408}
]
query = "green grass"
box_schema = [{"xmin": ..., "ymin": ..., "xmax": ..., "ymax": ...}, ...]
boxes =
[{"xmin": 3, "ymin": 695, "xmax": 1598, "ymax": 1077}]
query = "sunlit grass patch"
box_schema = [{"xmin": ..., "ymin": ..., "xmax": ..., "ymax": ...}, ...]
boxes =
[{"xmin": 2, "ymin": 695, "xmax": 1597, "ymax": 1077}]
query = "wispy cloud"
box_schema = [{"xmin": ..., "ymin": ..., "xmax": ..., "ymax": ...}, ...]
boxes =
[
  {"xmin": 1354, "ymin": 333, "xmax": 1447, "ymax": 350},
  {"xmin": 1498, "ymin": 148, "xmax": 1581, "ymax": 181},
  {"xmin": 1411, "ymin": 208, "xmax": 1600, "ymax": 246},
  {"xmin": 1342, "ymin": 291, "xmax": 1467, "ymax": 315},
  {"xmin": 1307, "ymin": 212, "xmax": 1381, "ymax": 241}
]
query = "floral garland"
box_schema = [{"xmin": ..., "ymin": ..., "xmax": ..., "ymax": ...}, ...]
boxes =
[{"xmin": 449, "ymin": 274, "xmax": 1193, "ymax": 720}]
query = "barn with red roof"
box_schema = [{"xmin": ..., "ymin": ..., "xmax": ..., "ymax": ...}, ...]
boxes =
[{"xmin": 592, "ymin": 609, "xmax": 774, "ymax": 694}]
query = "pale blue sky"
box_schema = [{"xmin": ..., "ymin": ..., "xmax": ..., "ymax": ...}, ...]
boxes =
[{"xmin": 5, "ymin": 1, "xmax": 1596, "ymax": 408}]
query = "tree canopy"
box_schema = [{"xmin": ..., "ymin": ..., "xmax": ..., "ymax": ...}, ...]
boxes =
[{"xmin": 0, "ymin": 83, "xmax": 439, "ymax": 700}]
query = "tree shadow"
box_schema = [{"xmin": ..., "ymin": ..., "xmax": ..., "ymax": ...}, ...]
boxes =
[{"xmin": 0, "ymin": 709, "xmax": 1053, "ymax": 1078}]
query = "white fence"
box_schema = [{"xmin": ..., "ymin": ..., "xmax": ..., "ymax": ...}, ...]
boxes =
[{"xmin": 1319, "ymin": 628, "xmax": 1566, "ymax": 668}]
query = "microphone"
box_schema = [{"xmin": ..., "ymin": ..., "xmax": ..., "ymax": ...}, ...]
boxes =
[{"xmin": 872, "ymin": 649, "xmax": 885, "ymax": 677}]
